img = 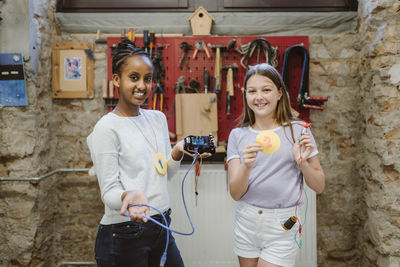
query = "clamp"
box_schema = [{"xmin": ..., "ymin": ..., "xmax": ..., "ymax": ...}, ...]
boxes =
[
  {"xmin": 178, "ymin": 42, "xmax": 193, "ymax": 70},
  {"xmin": 298, "ymin": 93, "xmax": 328, "ymax": 110},
  {"xmin": 174, "ymin": 75, "xmax": 187, "ymax": 94}
]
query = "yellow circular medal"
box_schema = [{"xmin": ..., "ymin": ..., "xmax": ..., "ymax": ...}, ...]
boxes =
[
  {"xmin": 154, "ymin": 152, "xmax": 168, "ymax": 175},
  {"xmin": 256, "ymin": 131, "xmax": 281, "ymax": 154}
]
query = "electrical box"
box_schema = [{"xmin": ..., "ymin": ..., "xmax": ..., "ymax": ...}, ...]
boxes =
[{"xmin": 0, "ymin": 53, "xmax": 28, "ymax": 106}]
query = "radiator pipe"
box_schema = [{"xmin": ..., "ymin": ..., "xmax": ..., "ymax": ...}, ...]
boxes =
[
  {"xmin": 0, "ymin": 168, "xmax": 90, "ymax": 182},
  {"xmin": 56, "ymin": 261, "xmax": 96, "ymax": 267}
]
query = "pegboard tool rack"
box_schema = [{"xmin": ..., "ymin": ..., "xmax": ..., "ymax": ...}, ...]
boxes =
[{"xmin": 106, "ymin": 35, "xmax": 309, "ymax": 144}]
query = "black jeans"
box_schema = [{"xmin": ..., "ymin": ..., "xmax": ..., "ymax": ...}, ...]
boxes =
[{"xmin": 95, "ymin": 209, "xmax": 184, "ymax": 267}]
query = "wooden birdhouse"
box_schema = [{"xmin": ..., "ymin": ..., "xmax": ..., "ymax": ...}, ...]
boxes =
[{"xmin": 188, "ymin": 6, "xmax": 214, "ymax": 36}]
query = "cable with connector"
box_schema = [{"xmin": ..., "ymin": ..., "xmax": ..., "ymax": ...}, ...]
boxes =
[{"xmin": 123, "ymin": 149, "xmax": 199, "ymax": 266}]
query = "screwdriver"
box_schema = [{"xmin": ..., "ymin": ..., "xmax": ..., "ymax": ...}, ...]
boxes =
[
  {"xmin": 203, "ymin": 69, "xmax": 209, "ymax": 94},
  {"xmin": 128, "ymin": 28, "xmax": 135, "ymax": 44},
  {"xmin": 143, "ymin": 30, "xmax": 149, "ymax": 53},
  {"xmin": 149, "ymin": 30, "xmax": 155, "ymax": 59}
]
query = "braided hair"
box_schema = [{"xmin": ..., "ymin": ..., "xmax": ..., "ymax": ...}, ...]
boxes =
[{"xmin": 112, "ymin": 38, "xmax": 152, "ymax": 75}]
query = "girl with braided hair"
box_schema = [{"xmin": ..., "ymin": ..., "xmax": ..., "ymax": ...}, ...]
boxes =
[{"xmin": 87, "ymin": 38, "xmax": 209, "ymax": 266}]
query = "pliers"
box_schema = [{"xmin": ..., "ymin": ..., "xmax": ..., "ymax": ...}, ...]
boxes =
[
  {"xmin": 192, "ymin": 40, "xmax": 210, "ymax": 59},
  {"xmin": 152, "ymin": 83, "xmax": 166, "ymax": 112}
]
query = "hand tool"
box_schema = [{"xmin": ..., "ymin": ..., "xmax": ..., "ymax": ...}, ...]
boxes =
[
  {"xmin": 151, "ymin": 44, "xmax": 166, "ymax": 112},
  {"xmin": 282, "ymin": 44, "xmax": 328, "ymax": 110},
  {"xmin": 299, "ymin": 94, "xmax": 328, "ymax": 110},
  {"xmin": 110, "ymin": 43, "xmax": 117, "ymax": 56},
  {"xmin": 394, "ymin": 2, "xmax": 400, "ymax": 14},
  {"xmin": 95, "ymin": 29, "xmax": 107, "ymax": 44},
  {"xmin": 188, "ymin": 80, "xmax": 200, "ymax": 93},
  {"xmin": 208, "ymin": 43, "xmax": 228, "ymax": 94},
  {"xmin": 243, "ymin": 38, "xmax": 278, "ymax": 70},
  {"xmin": 174, "ymin": 75, "xmax": 187, "ymax": 94},
  {"xmin": 203, "ymin": 69, "xmax": 209, "ymax": 93},
  {"xmin": 178, "ymin": 42, "xmax": 193, "ymax": 70},
  {"xmin": 227, "ymin": 39, "xmax": 237, "ymax": 52},
  {"xmin": 192, "ymin": 40, "xmax": 210, "ymax": 59},
  {"xmin": 152, "ymin": 44, "xmax": 165, "ymax": 82},
  {"xmin": 152, "ymin": 83, "xmax": 166, "ymax": 112},
  {"xmin": 170, "ymin": 75, "xmax": 187, "ymax": 116},
  {"xmin": 222, "ymin": 63, "xmax": 238, "ymax": 114},
  {"xmin": 143, "ymin": 30, "xmax": 149, "ymax": 53},
  {"xmin": 149, "ymin": 30, "xmax": 155, "ymax": 58},
  {"xmin": 128, "ymin": 28, "xmax": 135, "ymax": 44}
]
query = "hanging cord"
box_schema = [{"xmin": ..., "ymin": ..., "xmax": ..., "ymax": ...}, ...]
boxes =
[
  {"xmin": 238, "ymin": 38, "xmax": 279, "ymax": 70},
  {"xmin": 123, "ymin": 150, "xmax": 199, "ymax": 267},
  {"xmin": 293, "ymin": 123, "xmax": 311, "ymax": 248},
  {"xmin": 294, "ymin": 168, "xmax": 309, "ymax": 248}
]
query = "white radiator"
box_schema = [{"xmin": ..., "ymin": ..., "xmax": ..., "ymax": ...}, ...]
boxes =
[{"xmin": 167, "ymin": 164, "xmax": 316, "ymax": 267}]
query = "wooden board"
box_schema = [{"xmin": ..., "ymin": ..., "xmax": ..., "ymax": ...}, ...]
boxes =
[{"xmin": 175, "ymin": 93, "xmax": 218, "ymax": 142}]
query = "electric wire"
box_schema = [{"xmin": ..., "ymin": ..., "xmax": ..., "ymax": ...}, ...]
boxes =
[
  {"xmin": 123, "ymin": 149, "xmax": 199, "ymax": 266},
  {"xmin": 293, "ymin": 125, "xmax": 310, "ymax": 248}
]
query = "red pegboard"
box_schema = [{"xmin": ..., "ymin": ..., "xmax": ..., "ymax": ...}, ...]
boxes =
[{"xmin": 107, "ymin": 36, "xmax": 309, "ymax": 143}]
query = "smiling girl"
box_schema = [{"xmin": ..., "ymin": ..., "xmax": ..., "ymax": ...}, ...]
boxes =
[
  {"xmin": 227, "ymin": 63, "xmax": 325, "ymax": 267},
  {"xmin": 87, "ymin": 39, "xmax": 187, "ymax": 267}
]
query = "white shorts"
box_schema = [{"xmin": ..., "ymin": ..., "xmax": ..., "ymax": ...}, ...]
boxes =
[{"xmin": 233, "ymin": 201, "xmax": 301, "ymax": 267}]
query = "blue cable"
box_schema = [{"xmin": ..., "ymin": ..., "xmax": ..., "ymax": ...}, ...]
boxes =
[
  {"xmin": 125, "ymin": 203, "xmax": 169, "ymax": 266},
  {"xmin": 123, "ymin": 149, "xmax": 199, "ymax": 266}
]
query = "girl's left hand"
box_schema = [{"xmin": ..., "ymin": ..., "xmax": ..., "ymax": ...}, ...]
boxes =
[{"xmin": 293, "ymin": 132, "xmax": 314, "ymax": 164}]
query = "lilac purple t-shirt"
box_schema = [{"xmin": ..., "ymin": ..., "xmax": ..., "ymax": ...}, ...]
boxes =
[{"xmin": 227, "ymin": 122, "xmax": 318, "ymax": 209}]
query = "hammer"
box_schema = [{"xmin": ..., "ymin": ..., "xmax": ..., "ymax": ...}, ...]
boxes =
[
  {"xmin": 208, "ymin": 43, "xmax": 228, "ymax": 94},
  {"xmin": 222, "ymin": 63, "xmax": 238, "ymax": 115}
]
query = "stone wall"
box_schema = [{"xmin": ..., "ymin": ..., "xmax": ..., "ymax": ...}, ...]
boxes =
[
  {"xmin": 1, "ymin": 0, "xmax": 399, "ymax": 266},
  {"xmin": 0, "ymin": 0, "xmax": 104, "ymax": 266},
  {"xmin": 0, "ymin": 0, "xmax": 59, "ymax": 265},
  {"xmin": 357, "ymin": 0, "xmax": 400, "ymax": 266},
  {"xmin": 309, "ymin": 32, "xmax": 364, "ymax": 266}
]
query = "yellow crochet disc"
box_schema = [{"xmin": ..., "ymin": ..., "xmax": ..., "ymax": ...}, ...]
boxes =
[
  {"xmin": 256, "ymin": 131, "xmax": 281, "ymax": 154},
  {"xmin": 154, "ymin": 152, "xmax": 168, "ymax": 175}
]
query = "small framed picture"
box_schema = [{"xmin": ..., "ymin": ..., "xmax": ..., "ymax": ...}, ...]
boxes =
[{"xmin": 52, "ymin": 42, "xmax": 94, "ymax": 98}]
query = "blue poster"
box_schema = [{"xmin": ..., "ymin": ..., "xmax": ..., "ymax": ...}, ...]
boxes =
[{"xmin": 0, "ymin": 53, "xmax": 28, "ymax": 106}]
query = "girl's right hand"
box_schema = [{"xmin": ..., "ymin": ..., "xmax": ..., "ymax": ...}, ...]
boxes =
[
  {"xmin": 242, "ymin": 144, "xmax": 262, "ymax": 169},
  {"xmin": 120, "ymin": 190, "xmax": 149, "ymax": 223}
]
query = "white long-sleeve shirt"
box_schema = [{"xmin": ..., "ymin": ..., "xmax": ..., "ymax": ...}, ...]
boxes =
[{"xmin": 87, "ymin": 109, "xmax": 181, "ymax": 224}]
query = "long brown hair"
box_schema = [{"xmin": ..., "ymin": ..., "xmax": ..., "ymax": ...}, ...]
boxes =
[{"xmin": 238, "ymin": 63, "xmax": 296, "ymax": 142}]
